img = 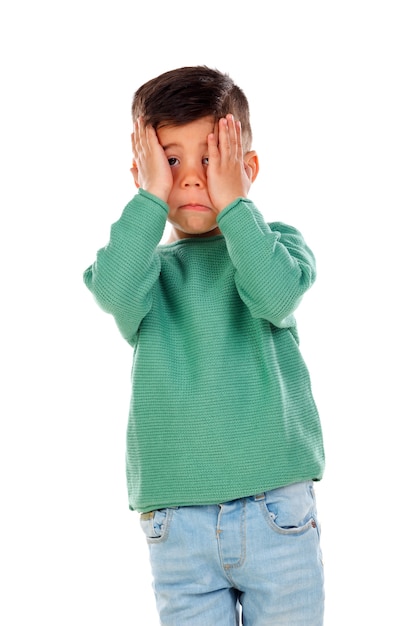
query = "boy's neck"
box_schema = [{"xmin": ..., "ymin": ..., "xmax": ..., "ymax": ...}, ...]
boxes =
[{"xmin": 165, "ymin": 226, "xmax": 222, "ymax": 244}]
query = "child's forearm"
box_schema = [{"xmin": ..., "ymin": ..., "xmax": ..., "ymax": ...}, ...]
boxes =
[
  {"xmin": 83, "ymin": 189, "xmax": 168, "ymax": 343},
  {"xmin": 217, "ymin": 198, "xmax": 316, "ymax": 326}
]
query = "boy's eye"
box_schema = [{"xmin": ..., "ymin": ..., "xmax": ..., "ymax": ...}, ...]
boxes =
[
  {"xmin": 202, "ymin": 157, "xmax": 209, "ymax": 166},
  {"xmin": 167, "ymin": 157, "xmax": 179, "ymax": 167}
]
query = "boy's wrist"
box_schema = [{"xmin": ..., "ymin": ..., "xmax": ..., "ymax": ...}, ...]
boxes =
[
  {"xmin": 143, "ymin": 186, "xmax": 169, "ymax": 203},
  {"xmin": 137, "ymin": 188, "xmax": 169, "ymax": 213},
  {"xmin": 216, "ymin": 196, "xmax": 247, "ymax": 220}
]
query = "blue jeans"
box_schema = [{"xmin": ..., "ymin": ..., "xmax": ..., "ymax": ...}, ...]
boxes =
[{"xmin": 140, "ymin": 481, "xmax": 324, "ymax": 626}]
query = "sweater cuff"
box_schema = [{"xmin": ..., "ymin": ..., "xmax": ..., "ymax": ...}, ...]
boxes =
[
  {"xmin": 117, "ymin": 188, "xmax": 169, "ymax": 244},
  {"xmin": 217, "ymin": 197, "xmax": 271, "ymax": 240},
  {"xmin": 136, "ymin": 188, "xmax": 169, "ymax": 216},
  {"xmin": 216, "ymin": 197, "xmax": 248, "ymax": 223}
]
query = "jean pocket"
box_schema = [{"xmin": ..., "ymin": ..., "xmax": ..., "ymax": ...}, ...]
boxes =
[
  {"xmin": 261, "ymin": 481, "xmax": 319, "ymax": 536},
  {"xmin": 140, "ymin": 508, "xmax": 172, "ymax": 542}
]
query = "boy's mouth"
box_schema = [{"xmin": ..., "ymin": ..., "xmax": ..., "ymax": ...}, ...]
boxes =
[{"xmin": 180, "ymin": 203, "xmax": 212, "ymax": 212}]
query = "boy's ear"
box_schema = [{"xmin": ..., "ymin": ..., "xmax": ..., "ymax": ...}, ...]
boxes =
[
  {"xmin": 130, "ymin": 160, "xmax": 140, "ymax": 188},
  {"xmin": 244, "ymin": 151, "xmax": 259, "ymax": 183}
]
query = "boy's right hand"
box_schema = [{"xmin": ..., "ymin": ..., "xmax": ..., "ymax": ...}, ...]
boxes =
[{"xmin": 131, "ymin": 117, "xmax": 173, "ymax": 202}]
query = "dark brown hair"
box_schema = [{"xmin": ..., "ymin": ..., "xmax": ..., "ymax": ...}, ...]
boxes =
[{"xmin": 132, "ymin": 66, "xmax": 252, "ymax": 150}]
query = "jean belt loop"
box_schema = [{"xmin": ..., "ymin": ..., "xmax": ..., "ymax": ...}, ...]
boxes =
[{"xmin": 254, "ymin": 493, "xmax": 266, "ymax": 501}]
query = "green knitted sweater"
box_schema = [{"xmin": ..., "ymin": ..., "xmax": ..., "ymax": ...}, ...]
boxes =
[{"xmin": 84, "ymin": 189, "xmax": 324, "ymax": 513}]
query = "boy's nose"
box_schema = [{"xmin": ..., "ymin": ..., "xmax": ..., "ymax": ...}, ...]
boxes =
[{"xmin": 180, "ymin": 167, "xmax": 205, "ymax": 188}]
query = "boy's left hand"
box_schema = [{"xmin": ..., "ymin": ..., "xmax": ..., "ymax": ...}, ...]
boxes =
[{"xmin": 207, "ymin": 114, "xmax": 255, "ymax": 213}]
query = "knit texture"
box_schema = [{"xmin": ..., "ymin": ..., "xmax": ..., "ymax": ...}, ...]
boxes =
[{"xmin": 84, "ymin": 189, "xmax": 325, "ymax": 513}]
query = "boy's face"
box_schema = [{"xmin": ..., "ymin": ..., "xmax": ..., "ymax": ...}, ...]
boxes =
[{"xmin": 156, "ymin": 117, "xmax": 222, "ymax": 241}]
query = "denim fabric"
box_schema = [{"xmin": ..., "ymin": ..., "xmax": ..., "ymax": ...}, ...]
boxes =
[{"xmin": 140, "ymin": 481, "xmax": 324, "ymax": 626}]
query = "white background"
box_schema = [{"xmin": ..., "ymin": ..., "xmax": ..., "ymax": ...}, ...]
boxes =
[{"xmin": 1, "ymin": 1, "xmax": 416, "ymax": 624}]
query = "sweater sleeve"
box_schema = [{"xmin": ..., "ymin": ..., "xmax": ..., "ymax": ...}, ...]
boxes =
[
  {"xmin": 83, "ymin": 189, "xmax": 168, "ymax": 345},
  {"xmin": 217, "ymin": 197, "xmax": 316, "ymax": 327}
]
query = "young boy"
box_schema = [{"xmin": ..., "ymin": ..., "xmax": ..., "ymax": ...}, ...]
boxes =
[{"xmin": 84, "ymin": 66, "xmax": 325, "ymax": 625}]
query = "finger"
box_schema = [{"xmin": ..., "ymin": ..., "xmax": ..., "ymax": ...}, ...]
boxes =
[
  {"xmin": 133, "ymin": 116, "xmax": 146, "ymax": 154},
  {"xmin": 131, "ymin": 131, "xmax": 140, "ymax": 165},
  {"xmin": 130, "ymin": 165, "xmax": 140, "ymax": 188},
  {"xmin": 218, "ymin": 116, "xmax": 231, "ymax": 156},
  {"xmin": 207, "ymin": 130, "xmax": 220, "ymax": 163},
  {"xmin": 226, "ymin": 114, "xmax": 238, "ymax": 150},
  {"xmin": 226, "ymin": 114, "xmax": 243, "ymax": 159},
  {"xmin": 132, "ymin": 118, "xmax": 142, "ymax": 150},
  {"xmin": 145, "ymin": 123, "xmax": 161, "ymax": 153},
  {"xmin": 137, "ymin": 117, "xmax": 148, "ymax": 150},
  {"xmin": 234, "ymin": 119, "xmax": 244, "ymax": 160}
]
